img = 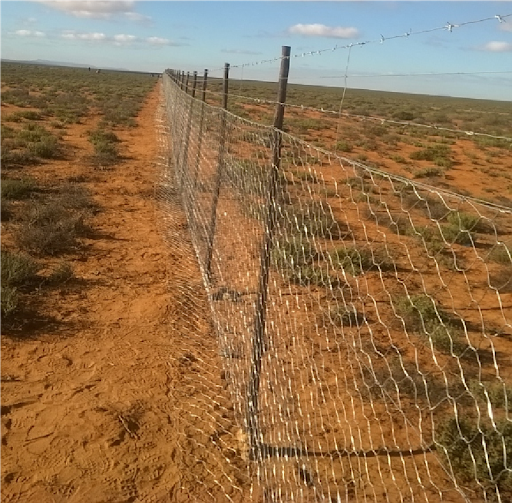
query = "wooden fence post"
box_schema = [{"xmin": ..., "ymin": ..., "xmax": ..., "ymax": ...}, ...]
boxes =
[
  {"xmin": 205, "ymin": 63, "xmax": 229, "ymax": 282},
  {"xmin": 247, "ymin": 46, "xmax": 291, "ymax": 460}
]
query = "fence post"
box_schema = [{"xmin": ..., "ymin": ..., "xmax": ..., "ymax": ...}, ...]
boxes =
[
  {"xmin": 185, "ymin": 72, "xmax": 190, "ymax": 94},
  {"xmin": 201, "ymin": 69, "xmax": 208, "ymax": 102},
  {"xmin": 179, "ymin": 71, "xmax": 198, "ymax": 187},
  {"xmin": 192, "ymin": 69, "xmax": 208, "ymax": 188},
  {"xmin": 205, "ymin": 63, "xmax": 229, "ymax": 282},
  {"xmin": 191, "ymin": 71, "xmax": 198, "ymax": 99},
  {"xmin": 180, "ymin": 71, "xmax": 185, "ymax": 90},
  {"xmin": 247, "ymin": 46, "xmax": 291, "ymax": 461}
]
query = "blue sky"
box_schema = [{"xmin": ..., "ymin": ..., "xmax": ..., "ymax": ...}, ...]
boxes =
[{"xmin": 2, "ymin": 1, "xmax": 512, "ymax": 100}]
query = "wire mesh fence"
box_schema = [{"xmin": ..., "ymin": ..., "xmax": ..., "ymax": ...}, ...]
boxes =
[{"xmin": 160, "ymin": 68, "xmax": 512, "ymax": 502}]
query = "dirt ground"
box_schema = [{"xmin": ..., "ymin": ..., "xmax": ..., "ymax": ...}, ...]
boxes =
[
  {"xmin": 1, "ymin": 83, "xmax": 253, "ymax": 502},
  {"xmin": 2, "ymin": 77, "xmax": 511, "ymax": 503}
]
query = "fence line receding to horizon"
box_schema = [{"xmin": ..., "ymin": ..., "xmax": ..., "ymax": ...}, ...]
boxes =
[{"xmin": 159, "ymin": 36, "xmax": 512, "ymax": 502}]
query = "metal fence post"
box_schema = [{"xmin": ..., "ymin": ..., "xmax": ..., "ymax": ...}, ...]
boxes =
[
  {"xmin": 247, "ymin": 46, "xmax": 291, "ymax": 460},
  {"xmin": 192, "ymin": 69, "xmax": 209, "ymax": 188},
  {"xmin": 180, "ymin": 72, "xmax": 199, "ymax": 187},
  {"xmin": 191, "ymin": 71, "xmax": 198, "ymax": 99},
  {"xmin": 205, "ymin": 63, "xmax": 229, "ymax": 282}
]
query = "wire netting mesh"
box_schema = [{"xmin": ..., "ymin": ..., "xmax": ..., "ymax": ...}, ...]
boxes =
[{"xmin": 161, "ymin": 72, "xmax": 512, "ymax": 503}]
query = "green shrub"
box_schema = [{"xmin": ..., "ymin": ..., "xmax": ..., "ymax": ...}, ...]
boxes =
[
  {"xmin": 48, "ymin": 262, "xmax": 74, "ymax": 284},
  {"xmin": 395, "ymin": 294, "xmax": 467, "ymax": 355},
  {"xmin": 1, "ymin": 250, "xmax": 39, "ymax": 287},
  {"xmin": 439, "ymin": 222, "xmax": 475, "ymax": 246},
  {"xmin": 1, "ymin": 178, "xmax": 37, "ymax": 200},
  {"xmin": 393, "ymin": 110, "xmax": 415, "ymax": 121},
  {"xmin": 469, "ymin": 380, "xmax": 512, "ymax": 412},
  {"xmin": 329, "ymin": 246, "xmax": 392, "ymax": 276},
  {"xmin": 489, "ymin": 244, "xmax": 512, "ymax": 265},
  {"xmin": 88, "ymin": 128, "xmax": 119, "ymax": 145},
  {"xmin": 1, "ymin": 285, "xmax": 19, "ymax": 319},
  {"xmin": 272, "ymin": 236, "xmax": 316, "ymax": 271},
  {"xmin": 14, "ymin": 202, "xmax": 88, "ymax": 256},
  {"xmin": 391, "ymin": 155, "xmax": 407, "ymax": 164},
  {"xmin": 88, "ymin": 128, "xmax": 120, "ymax": 166},
  {"xmin": 5, "ymin": 110, "xmax": 43, "ymax": 122},
  {"xmin": 335, "ymin": 140, "xmax": 353, "ymax": 153},
  {"xmin": 396, "ymin": 294, "xmax": 440, "ymax": 331},
  {"xmin": 414, "ymin": 167, "xmax": 445, "ymax": 179},
  {"xmin": 18, "ymin": 123, "xmax": 50, "ymax": 142},
  {"xmin": 1, "ymin": 146, "xmax": 37, "ymax": 168},
  {"xmin": 28, "ymin": 136, "xmax": 60, "ymax": 158},
  {"xmin": 410, "ymin": 145, "xmax": 452, "ymax": 168},
  {"xmin": 436, "ymin": 418, "xmax": 512, "ymax": 497},
  {"xmin": 447, "ymin": 212, "xmax": 492, "ymax": 234}
]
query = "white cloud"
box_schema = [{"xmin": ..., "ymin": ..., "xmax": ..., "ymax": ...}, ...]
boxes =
[
  {"xmin": 57, "ymin": 31, "xmax": 180, "ymax": 47},
  {"xmin": 79, "ymin": 32, "xmax": 107, "ymax": 41},
  {"xmin": 37, "ymin": 1, "xmax": 151, "ymax": 23},
  {"xmin": 14, "ymin": 29, "xmax": 46, "ymax": 37},
  {"xmin": 114, "ymin": 34, "xmax": 137, "ymax": 44},
  {"xmin": 288, "ymin": 23, "xmax": 359, "ymax": 39},
  {"xmin": 147, "ymin": 36, "xmax": 170, "ymax": 45},
  {"xmin": 482, "ymin": 41, "xmax": 512, "ymax": 52},
  {"xmin": 60, "ymin": 30, "xmax": 106, "ymax": 41}
]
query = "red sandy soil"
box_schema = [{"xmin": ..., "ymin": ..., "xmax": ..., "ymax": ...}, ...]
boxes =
[
  {"xmin": 1, "ymin": 84, "xmax": 252, "ymax": 502},
  {"xmin": 2, "ymin": 81, "xmax": 511, "ymax": 503}
]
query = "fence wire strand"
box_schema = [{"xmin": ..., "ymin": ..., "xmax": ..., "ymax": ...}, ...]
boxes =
[{"xmin": 161, "ymin": 72, "xmax": 512, "ymax": 503}]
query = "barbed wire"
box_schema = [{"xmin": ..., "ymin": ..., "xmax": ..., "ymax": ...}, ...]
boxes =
[
  {"xmin": 191, "ymin": 86, "xmax": 512, "ymax": 143},
  {"xmin": 204, "ymin": 13, "xmax": 512, "ymax": 73},
  {"xmin": 167, "ymin": 75, "xmax": 512, "ymax": 214}
]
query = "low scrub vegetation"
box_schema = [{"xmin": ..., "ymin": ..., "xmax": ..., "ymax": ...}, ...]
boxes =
[
  {"xmin": 395, "ymin": 294, "xmax": 468, "ymax": 356},
  {"xmin": 1, "ymin": 250, "xmax": 40, "ymax": 319},
  {"xmin": 328, "ymin": 246, "xmax": 393, "ymax": 276},
  {"xmin": 437, "ymin": 418, "xmax": 512, "ymax": 498},
  {"xmin": 14, "ymin": 201, "xmax": 88, "ymax": 256},
  {"xmin": 1, "ymin": 62, "xmax": 156, "ymax": 331},
  {"xmin": 1, "ymin": 177, "xmax": 37, "ymax": 200},
  {"xmin": 88, "ymin": 127, "xmax": 121, "ymax": 166}
]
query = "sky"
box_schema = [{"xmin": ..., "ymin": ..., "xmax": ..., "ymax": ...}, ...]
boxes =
[{"xmin": 1, "ymin": 1, "xmax": 512, "ymax": 101}]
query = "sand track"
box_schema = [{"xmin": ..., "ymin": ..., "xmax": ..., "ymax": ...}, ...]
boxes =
[{"xmin": 1, "ymin": 83, "xmax": 251, "ymax": 502}]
